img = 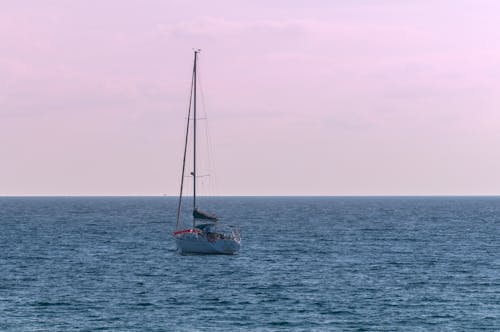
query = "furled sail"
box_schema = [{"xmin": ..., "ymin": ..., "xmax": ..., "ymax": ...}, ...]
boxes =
[{"xmin": 193, "ymin": 208, "xmax": 218, "ymax": 221}]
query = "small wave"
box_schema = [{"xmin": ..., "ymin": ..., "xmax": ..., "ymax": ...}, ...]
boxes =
[{"xmin": 32, "ymin": 301, "xmax": 72, "ymax": 307}]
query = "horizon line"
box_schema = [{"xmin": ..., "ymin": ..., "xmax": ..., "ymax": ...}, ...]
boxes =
[{"xmin": 1, "ymin": 194, "xmax": 500, "ymax": 198}]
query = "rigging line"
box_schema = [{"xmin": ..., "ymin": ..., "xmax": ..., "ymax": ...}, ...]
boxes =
[
  {"xmin": 197, "ymin": 57, "xmax": 218, "ymax": 197},
  {"xmin": 206, "ymin": 109, "xmax": 218, "ymax": 196},
  {"xmin": 197, "ymin": 56, "xmax": 208, "ymax": 199},
  {"xmin": 205, "ymin": 113, "xmax": 217, "ymax": 196},
  {"xmin": 176, "ymin": 57, "xmax": 195, "ymax": 231}
]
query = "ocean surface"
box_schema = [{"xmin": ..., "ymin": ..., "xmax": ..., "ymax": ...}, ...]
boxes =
[{"xmin": 1, "ymin": 196, "xmax": 499, "ymax": 331}]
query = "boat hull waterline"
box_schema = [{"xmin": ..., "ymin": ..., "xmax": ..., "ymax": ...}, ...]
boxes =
[{"xmin": 175, "ymin": 231, "xmax": 240, "ymax": 255}]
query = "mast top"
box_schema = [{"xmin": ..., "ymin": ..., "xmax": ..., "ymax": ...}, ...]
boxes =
[{"xmin": 193, "ymin": 48, "xmax": 202, "ymax": 54}]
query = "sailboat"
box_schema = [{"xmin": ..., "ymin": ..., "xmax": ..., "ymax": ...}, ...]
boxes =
[{"xmin": 173, "ymin": 49, "xmax": 241, "ymax": 254}]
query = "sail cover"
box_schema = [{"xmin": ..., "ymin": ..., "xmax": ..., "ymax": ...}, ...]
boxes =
[{"xmin": 193, "ymin": 208, "xmax": 218, "ymax": 221}]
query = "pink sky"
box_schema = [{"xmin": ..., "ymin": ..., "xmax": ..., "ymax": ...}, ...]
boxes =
[{"xmin": 1, "ymin": 0, "xmax": 500, "ymax": 195}]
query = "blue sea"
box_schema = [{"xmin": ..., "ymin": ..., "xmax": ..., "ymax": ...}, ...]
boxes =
[{"xmin": 1, "ymin": 196, "xmax": 499, "ymax": 331}]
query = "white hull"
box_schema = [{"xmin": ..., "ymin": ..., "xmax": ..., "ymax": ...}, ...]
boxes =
[{"xmin": 175, "ymin": 233, "xmax": 240, "ymax": 255}]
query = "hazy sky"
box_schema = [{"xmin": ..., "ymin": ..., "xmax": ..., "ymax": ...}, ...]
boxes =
[{"xmin": 2, "ymin": 0, "xmax": 500, "ymax": 195}]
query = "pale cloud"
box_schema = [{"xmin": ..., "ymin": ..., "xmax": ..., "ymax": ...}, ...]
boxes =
[{"xmin": 157, "ymin": 17, "xmax": 306, "ymax": 38}]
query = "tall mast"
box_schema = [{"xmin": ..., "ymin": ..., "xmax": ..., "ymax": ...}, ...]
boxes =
[{"xmin": 193, "ymin": 49, "xmax": 199, "ymax": 227}]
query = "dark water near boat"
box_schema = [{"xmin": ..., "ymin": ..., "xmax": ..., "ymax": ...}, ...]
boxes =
[{"xmin": 1, "ymin": 197, "xmax": 499, "ymax": 331}]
